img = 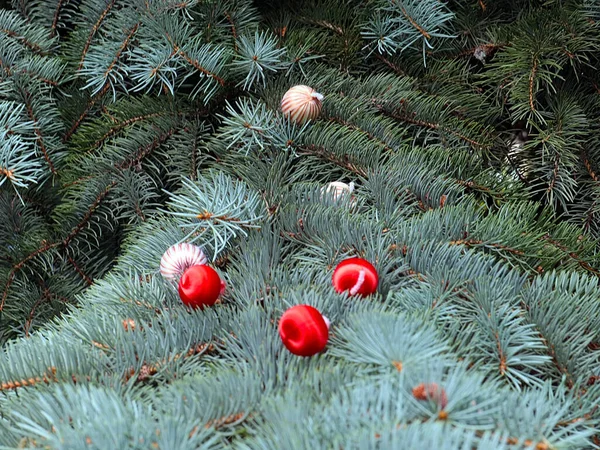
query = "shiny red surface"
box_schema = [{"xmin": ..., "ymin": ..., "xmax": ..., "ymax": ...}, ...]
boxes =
[
  {"xmin": 332, "ymin": 257, "xmax": 378, "ymax": 297},
  {"xmin": 178, "ymin": 265, "xmax": 223, "ymax": 309},
  {"xmin": 278, "ymin": 305, "xmax": 329, "ymax": 356}
]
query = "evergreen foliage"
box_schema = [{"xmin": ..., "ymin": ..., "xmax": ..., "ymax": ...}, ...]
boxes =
[{"xmin": 0, "ymin": 0, "xmax": 600, "ymax": 448}]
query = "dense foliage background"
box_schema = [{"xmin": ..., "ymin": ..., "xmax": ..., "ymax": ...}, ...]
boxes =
[{"xmin": 0, "ymin": 0, "xmax": 600, "ymax": 448}]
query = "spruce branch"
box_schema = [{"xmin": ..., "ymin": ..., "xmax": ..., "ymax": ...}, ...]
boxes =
[
  {"xmin": 165, "ymin": 171, "xmax": 265, "ymax": 257},
  {"xmin": 78, "ymin": 0, "xmax": 117, "ymax": 71}
]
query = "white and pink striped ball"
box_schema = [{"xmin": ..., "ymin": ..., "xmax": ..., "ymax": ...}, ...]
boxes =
[
  {"xmin": 160, "ymin": 243, "xmax": 207, "ymax": 280},
  {"xmin": 281, "ymin": 85, "xmax": 324, "ymax": 124}
]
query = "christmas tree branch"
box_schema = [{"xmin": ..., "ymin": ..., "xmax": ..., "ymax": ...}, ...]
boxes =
[
  {"xmin": 0, "ymin": 241, "xmax": 59, "ymax": 312},
  {"xmin": 387, "ymin": 110, "xmax": 493, "ymax": 150},
  {"xmin": 165, "ymin": 33, "xmax": 226, "ymax": 86},
  {"xmin": 50, "ymin": 0, "xmax": 66, "ymax": 38},
  {"xmin": 23, "ymin": 89, "xmax": 57, "ymax": 175},
  {"xmin": 1, "ymin": 182, "xmax": 116, "ymax": 312},
  {"xmin": 540, "ymin": 234, "xmax": 600, "ymax": 275},
  {"xmin": 296, "ymin": 144, "xmax": 369, "ymax": 176},
  {"xmin": 78, "ymin": 0, "xmax": 117, "ymax": 70},
  {"xmin": 374, "ymin": 53, "xmax": 407, "ymax": 76},
  {"xmin": 399, "ymin": 5, "xmax": 430, "ymax": 40},
  {"xmin": 67, "ymin": 255, "xmax": 94, "ymax": 286},
  {"xmin": 65, "ymin": 23, "xmax": 140, "ymax": 141},
  {"xmin": 327, "ymin": 117, "xmax": 394, "ymax": 152},
  {"xmin": 63, "ymin": 83, "xmax": 110, "ymax": 142},
  {"xmin": 24, "ymin": 289, "xmax": 70, "ymax": 337},
  {"xmin": 0, "ymin": 26, "xmax": 47, "ymax": 55},
  {"xmin": 0, "ymin": 366, "xmax": 57, "ymax": 392}
]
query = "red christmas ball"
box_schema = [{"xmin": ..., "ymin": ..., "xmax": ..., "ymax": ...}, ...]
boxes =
[
  {"xmin": 178, "ymin": 265, "xmax": 223, "ymax": 309},
  {"xmin": 412, "ymin": 383, "xmax": 448, "ymax": 409},
  {"xmin": 332, "ymin": 257, "xmax": 378, "ymax": 297},
  {"xmin": 278, "ymin": 305, "xmax": 329, "ymax": 356}
]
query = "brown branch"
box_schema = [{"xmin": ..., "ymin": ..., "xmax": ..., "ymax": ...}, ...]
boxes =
[
  {"xmin": 0, "ymin": 58, "xmax": 12, "ymax": 77},
  {"xmin": 23, "ymin": 91, "xmax": 57, "ymax": 175},
  {"xmin": 190, "ymin": 129, "xmax": 198, "ymax": 180},
  {"xmin": 529, "ymin": 57, "xmax": 538, "ymax": 112},
  {"xmin": 166, "ymin": 33, "xmax": 225, "ymax": 86},
  {"xmin": 67, "ymin": 255, "xmax": 93, "ymax": 286},
  {"xmin": 64, "ymin": 24, "xmax": 139, "ymax": 142},
  {"xmin": 0, "ymin": 241, "xmax": 59, "ymax": 312},
  {"xmin": 61, "ymin": 175, "xmax": 95, "ymax": 189},
  {"xmin": 546, "ymin": 338, "xmax": 574, "ymax": 389},
  {"xmin": 540, "ymin": 234, "xmax": 600, "ymax": 276},
  {"xmin": 384, "ymin": 108, "xmax": 493, "ymax": 149},
  {"xmin": 116, "ymin": 130, "xmax": 175, "ymax": 170},
  {"xmin": 78, "ymin": 0, "xmax": 117, "ymax": 70},
  {"xmin": 63, "ymin": 182, "xmax": 117, "ymax": 247},
  {"xmin": 312, "ymin": 20, "xmax": 343, "ymax": 35},
  {"xmin": 23, "ymin": 70, "xmax": 59, "ymax": 86},
  {"xmin": 14, "ymin": 0, "xmax": 32, "ymax": 23},
  {"xmin": 2, "ymin": 59, "xmax": 59, "ymax": 86},
  {"xmin": 1, "ymin": 181, "xmax": 117, "ymax": 312},
  {"xmin": 195, "ymin": 212, "xmax": 255, "ymax": 229},
  {"xmin": 23, "ymin": 289, "xmax": 70, "ymax": 337},
  {"xmin": 91, "ymin": 107, "xmax": 208, "ymax": 153},
  {"xmin": 327, "ymin": 117, "xmax": 394, "ymax": 152},
  {"xmin": 0, "ymin": 28, "xmax": 47, "ymax": 55},
  {"xmin": 93, "ymin": 112, "xmax": 162, "ymax": 149},
  {"xmin": 295, "ymin": 144, "xmax": 368, "ymax": 177},
  {"xmin": 495, "ymin": 332, "xmax": 507, "ymax": 375},
  {"xmin": 455, "ymin": 179, "xmax": 493, "ymax": 194},
  {"xmin": 150, "ymin": 48, "xmax": 178, "ymax": 81},
  {"xmin": 449, "ymin": 239, "xmax": 525, "ymax": 256},
  {"xmin": 0, "ymin": 367, "xmax": 57, "ymax": 392},
  {"xmin": 24, "ymin": 288, "xmax": 50, "ymax": 337},
  {"xmin": 582, "ymin": 150, "xmax": 599, "ymax": 182},
  {"xmin": 203, "ymin": 412, "xmax": 245, "ymax": 430},
  {"xmin": 50, "ymin": 0, "xmax": 66, "ymax": 38},
  {"xmin": 224, "ymin": 11, "xmax": 238, "ymax": 52},
  {"xmin": 400, "ymin": 6, "xmax": 430, "ymax": 39},
  {"xmin": 0, "ymin": 368, "xmax": 92, "ymax": 393},
  {"xmin": 546, "ymin": 154, "xmax": 560, "ymax": 192},
  {"xmin": 63, "ymin": 83, "xmax": 110, "ymax": 142},
  {"xmin": 125, "ymin": 342, "xmax": 218, "ymax": 383},
  {"xmin": 375, "ymin": 53, "xmax": 406, "ymax": 76},
  {"xmin": 103, "ymin": 23, "xmax": 139, "ymax": 79}
]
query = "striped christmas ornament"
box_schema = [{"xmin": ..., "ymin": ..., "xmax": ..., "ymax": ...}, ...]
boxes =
[
  {"xmin": 281, "ymin": 85, "xmax": 324, "ymax": 123},
  {"xmin": 160, "ymin": 243, "xmax": 207, "ymax": 280},
  {"xmin": 323, "ymin": 181, "xmax": 355, "ymax": 200},
  {"xmin": 332, "ymin": 257, "xmax": 378, "ymax": 297}
]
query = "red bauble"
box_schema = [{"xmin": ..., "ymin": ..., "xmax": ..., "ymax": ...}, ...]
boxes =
[
  {"xmin": 412, "ymin": 383, "xmax": 448, "ymax": 409},
  {"xmin": 332, "ymin": 257, "xmax": 378, "ymax": 297},
  {"xmin": 178, "ymin": 265, "xmax": 223, "ymax": 309},
  {"xmin": 278, "ymin": 305, "xmax": 329, "ymax": 356}
]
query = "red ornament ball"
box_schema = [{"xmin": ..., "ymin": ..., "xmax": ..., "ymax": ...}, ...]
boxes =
[
  {"xmin": 332, "ymin": 257, "xmax": 378, "ymax": 297},
  {"xmin": 412, "ymin": 383, "xmax": 448, "ymax": 409},
  {"xmin": 178, "ymin": 265, "xmax": 223, "ymax": 309},
  {"xmin": 278, "ymin": 305, "xmax": 329, "ymax": 357}
]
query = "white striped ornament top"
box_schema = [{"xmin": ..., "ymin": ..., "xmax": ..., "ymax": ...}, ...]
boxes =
[
  {"xmin": 281, "ymin": 85, "xmax": 324, "ymax": 124},
  {"xmin": 160, "ymin": 243, "xmax": 207, "ymax": 280},
  {"xmin": 323, "ymin": 181, "xmax": 355, "ymax": 200}
]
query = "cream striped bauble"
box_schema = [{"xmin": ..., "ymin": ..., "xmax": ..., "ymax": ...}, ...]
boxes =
[
  {"xmin": 281, "ymin": 85, "xmax": 324, "ymax": 123},
  {"xmin": 323, "ymin": 181, "xmax": 355, "ymax": 200},
  {"xmin": 160, "ymin": 243, "xmax": 207, "ymax": 280}
]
